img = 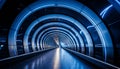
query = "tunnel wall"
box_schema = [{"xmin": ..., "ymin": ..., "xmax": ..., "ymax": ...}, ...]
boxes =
[{"xmin": 0, "ymin": 0, "xmax": 120, "ymax": 67}]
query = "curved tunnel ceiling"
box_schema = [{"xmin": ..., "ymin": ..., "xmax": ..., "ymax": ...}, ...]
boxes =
[{"xmin": 8, "ymin": 0, "xmax": 113, "ymax": 62}]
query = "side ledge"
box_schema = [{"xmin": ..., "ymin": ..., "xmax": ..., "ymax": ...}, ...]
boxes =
[
  {"xmin": 64, "ymin": 48, "xmax": 119, "ymax": 69},
  {"xmin": 0, "ymin": 48, "xmax": 56, "ymax": 67}
]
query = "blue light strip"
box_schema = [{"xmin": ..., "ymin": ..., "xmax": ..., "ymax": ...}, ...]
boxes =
[
  {"xmin": 115, "ymin": 0, "xmax": 120, "ymax": 5},
  {"xmin": 100, "ymin": 5, "xmax": 113, "ymax": 18}
]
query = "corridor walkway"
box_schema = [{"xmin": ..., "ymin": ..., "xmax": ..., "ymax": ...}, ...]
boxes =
[{"xmin": 5, "ymin": 48, "xmax": 97, "ymax": 69}]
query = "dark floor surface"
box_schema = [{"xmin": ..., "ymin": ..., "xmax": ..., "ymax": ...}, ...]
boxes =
[{"xmin": 2, "ymin": 48, "xmax": 98, "ymax": 69}]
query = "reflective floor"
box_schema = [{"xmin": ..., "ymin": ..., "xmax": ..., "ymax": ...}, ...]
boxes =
[{"xmin": 4, "ymin": 48, "xmax": 98, "ymax": 69}]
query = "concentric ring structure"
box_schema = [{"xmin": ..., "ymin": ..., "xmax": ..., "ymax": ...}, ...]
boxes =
[{"xmin": 8, "ymin": 0, "xmax": 114, "ymax": 63}]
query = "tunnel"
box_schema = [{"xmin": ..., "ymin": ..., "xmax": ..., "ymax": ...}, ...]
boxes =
[{"xmin": 0, "ymin": 0, "xmax": 120, "ymax": 69}]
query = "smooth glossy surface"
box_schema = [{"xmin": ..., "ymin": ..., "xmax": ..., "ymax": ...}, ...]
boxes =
[{"xmin": 5, "ymin": 48, "xmax": 96, "ymax": 69}]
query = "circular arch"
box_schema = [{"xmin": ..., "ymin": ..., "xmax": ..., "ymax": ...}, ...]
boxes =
[
  {"xmin": 31, "ymin": 22, "xmax": 85, "ymax": 52},
  {"xmin": 41, "ymin": 30, "xmax": 74, "ymax": 49},
  {"xmin": 30, "ymin": 23, "xmax": 80, "ymax": 52},
  {"xmin": 37, "ymin": 28, "xmax": 77, "ymax": 50},
  {"xmin": 23, "ymin": 14, "xmax": 92, "ymax": 55},
  {"xmin": 38, "ymin": 27, "xmax": 81, "ymax": 51},
  {"xmin": 8, "ymin": 0, "xmax": 113, "ymax": 62}
]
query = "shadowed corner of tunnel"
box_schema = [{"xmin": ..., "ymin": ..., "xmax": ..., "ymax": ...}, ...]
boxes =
[{"xmin": 0, "ymin": 0, "xmax": 120, "ymax": 69}]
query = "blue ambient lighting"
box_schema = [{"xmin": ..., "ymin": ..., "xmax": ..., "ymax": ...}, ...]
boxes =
[
  {"xmin": 100, "ymin": 5, "xmax": 113, "ymax": 18},
  {"xmin": 115, "ymin": 0, "xmax": 120, "ymax": 5},
  {"xmin": 8, "ymin": 0, "xmax": 113, "ymax": 63},
  {"xmin": 0, "ymin": 0, "xmax": 6, "ymax": 9}
]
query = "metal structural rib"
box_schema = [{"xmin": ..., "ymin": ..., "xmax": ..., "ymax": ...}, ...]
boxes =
[{"xmin": 8, "ymin": 0, "xmax": 113, "ymax": 63}]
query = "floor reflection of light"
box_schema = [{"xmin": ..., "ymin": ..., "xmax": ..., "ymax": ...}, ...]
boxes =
[
  {"xmin": 32, "ymin": 61, "xmax": 35, "ymax": 69},
  {"xmin": 24, "ymin": 65, "xmax": 29, "ymax": 69},
  {"xmin": 60, "ymin": 49, "xmax": 90, "ymax": 69},
  {"xmin": 53, "ymin": 48, "xmax": 60, "ymax": 69},
  {"xmin": 37, "ymin": 59, "xmax": 39, "ymax": 67}
]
